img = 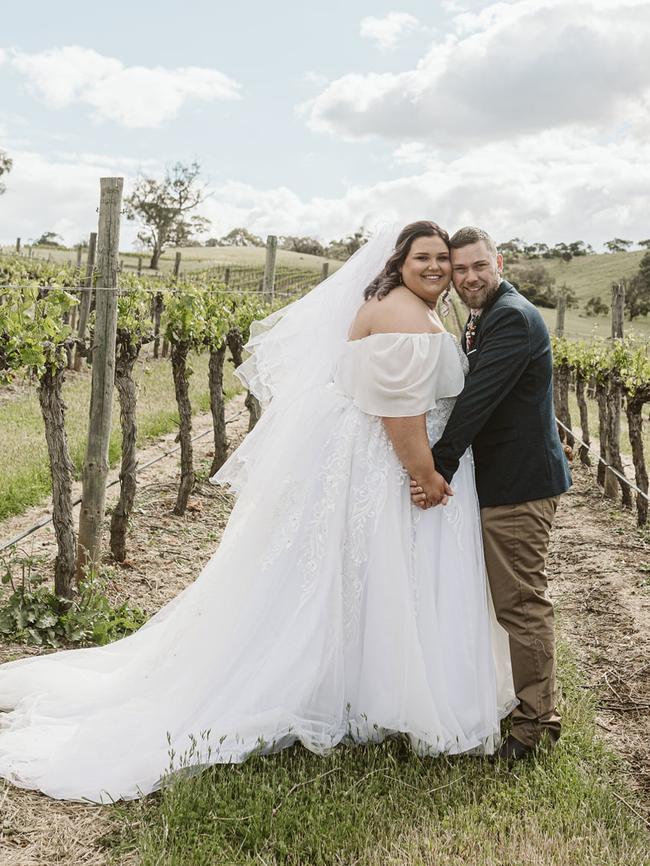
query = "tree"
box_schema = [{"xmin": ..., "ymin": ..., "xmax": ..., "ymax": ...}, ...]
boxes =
[
  {"xmin": 625, "ymin": 253, "xmax": 650, "ymax": 319},
  {"xmin": 508, "ymin": 262, "xmax": 557, "ymax": 307},
  {"xmin": 0, "ymin": 151, "xmax": 12, "ymax": 195},
  {"xmin": 214, "ymin": 227, "xmax": 264, "ymax": 247},
  {"xmin": 499, "ymin": 238, "xmax": 526, "ymax": 257},
  {"xmin": 281, "ymin": 235, "xmax": 326, "ymax": 257},
  {"xmin": 584, "ymin": 296, "xmax": 609, "ymax": 317},
  {"xmin": 523, "ymin": 242, "xmax": 548, "ymax": 258},
  {"xmin": 638, "ymin": 239, "xmax": 650, "ymax": 250},
  {"xmin": 604, "ymin": 238, "xmax": 633, "ymax": 253},
  {"xmin": 551, "ymin": 242, "xmax": 573, "ymax": 263},
  {"xmin": 327, "ymin": 227, "xmax": 370, "ymax": 261},
  {"xmin": 124, "ymin": 162, "xmax": 210, "ymax": 270},
  {"xmin": 34, "ymin": 231, "xmax": 63, "ymax": 247},
  {"xmin": 568, "ymin": 240, "xmax": 592, "ymax": 256}
]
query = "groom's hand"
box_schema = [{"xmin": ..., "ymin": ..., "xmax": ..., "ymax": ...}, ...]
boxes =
[{"xmin": 410, "ymin": 472, "xmax": 453, "ymax": 509}]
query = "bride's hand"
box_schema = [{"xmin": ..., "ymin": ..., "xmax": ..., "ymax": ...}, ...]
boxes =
[{"xmin": 410, "ymin": 473, "xmax": 453, "ymax": 509}]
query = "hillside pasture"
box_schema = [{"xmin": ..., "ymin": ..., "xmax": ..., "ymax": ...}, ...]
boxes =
[{"xmin": 0, "ymin": 243, "xmax": 344, "ymax": 275}]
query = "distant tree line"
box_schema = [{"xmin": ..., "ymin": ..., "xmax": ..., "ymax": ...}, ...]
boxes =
[
  {"xmin": 204, "ymin": 226, "xmax": 370, "ymax": 262},
  {"xmin": 500, "ymin": 236, "xmax": 650, "ymax": 263}
]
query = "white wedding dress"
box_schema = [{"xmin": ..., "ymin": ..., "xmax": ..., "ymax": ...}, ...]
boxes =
[{"xmin": 0, "ymin": 326, "xmax": 515, "ymax": 804}]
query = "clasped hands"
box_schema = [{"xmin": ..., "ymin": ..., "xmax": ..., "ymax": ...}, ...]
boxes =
[{"xmin": 409, "ymin": 470, "xmax": 453, "ymax": 509}]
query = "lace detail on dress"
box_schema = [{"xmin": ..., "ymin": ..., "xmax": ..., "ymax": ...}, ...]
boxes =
[
  {"xmin": 261, "ymin": 481, "xmax": 306, "ymax": 572},
  {"xmin": 298, "ymin": 408, "xmax": 363, "ymax": 604},
  {"xmin": 296, "ymin": 405, "xmax": 396, "ymax": 644},
  {"xmin": 340, "ymin": 420, "xmax": 392, "ymax": 642}
]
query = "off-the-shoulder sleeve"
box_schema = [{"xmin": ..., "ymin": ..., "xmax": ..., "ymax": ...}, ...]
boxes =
[{"xmin": 334, "ymin": 332, "xmax": 465, "ymax": 417}]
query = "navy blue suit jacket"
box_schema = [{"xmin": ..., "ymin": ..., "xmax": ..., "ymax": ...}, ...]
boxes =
[{"xmin": 433, "ymin": 280, "xmax": 572, "ymax": 508}]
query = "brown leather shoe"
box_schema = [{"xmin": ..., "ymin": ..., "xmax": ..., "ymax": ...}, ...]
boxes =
[{"xmin": 493, "ymin": 735, "xmax": 535, "ymax": 762}]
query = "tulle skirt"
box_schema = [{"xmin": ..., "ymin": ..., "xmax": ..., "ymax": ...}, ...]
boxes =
[{"xmin": 0, "ymin": 384, "xmax": 515, "ymax": 803}]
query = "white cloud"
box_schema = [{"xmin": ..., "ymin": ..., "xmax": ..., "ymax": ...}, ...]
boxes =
[
  {"xmin": 360, "ymin": 12, "xmax": 420, "ymax": 51},
  {"xmin": 1, "ymin": 130, "xmax": 648, "ymax": 254},
  {"xmin": 200, "ymin": 130, "xmax": 650, "ymax": 249},
  {"xmin": 308, "ymin": 0, "xmax": 650, "ymax": 145},
  {"xmin": 8, "ymin": 46, "xmax": 242, "ymax": 128},
  {"xmin": 0, "ymin": 150, "xmax": 165, "ymax": 247},
  {"xmin": 392, "ymin": 142, "xmax": 430, "ymax": 165}
]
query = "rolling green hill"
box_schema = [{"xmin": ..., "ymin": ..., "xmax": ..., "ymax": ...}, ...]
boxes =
[
  {"xmin": 504, "ymin": 249, "xmax": 648, "ymax": 340},
  {"xmin": 506, "ymin": 250, "xmax": 645, "ymax": 303}
]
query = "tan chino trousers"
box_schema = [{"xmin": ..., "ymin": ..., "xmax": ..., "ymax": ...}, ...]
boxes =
[{"xmin": 480, "ymin": 496, "xmax": 562, "ymax": 747}]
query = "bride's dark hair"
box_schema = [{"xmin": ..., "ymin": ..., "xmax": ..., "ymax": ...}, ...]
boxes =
[{"xmin": 364, "ymin": 220, "xmax": 451, "ymax": 301}]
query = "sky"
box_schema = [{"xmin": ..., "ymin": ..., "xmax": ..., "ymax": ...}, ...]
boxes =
[{"xmin": 0, "ymin": 0, "xmax": 649, "ymax": 251}]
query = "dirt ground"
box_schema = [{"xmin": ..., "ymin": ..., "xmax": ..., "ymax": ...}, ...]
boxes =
[
  {"xmin": 0, "ymin": 405, "xmax": 649, "ymax": 863},
  {"xmin": 549, "ymin": 467, "xmax": 650, "ymax": 818}
]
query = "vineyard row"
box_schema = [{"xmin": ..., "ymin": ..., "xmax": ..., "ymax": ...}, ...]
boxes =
[{"xmin": 552, "ymin": 335, "xmax": 650, "ymax": 526}]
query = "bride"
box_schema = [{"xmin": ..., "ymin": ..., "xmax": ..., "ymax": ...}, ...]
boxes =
[{"xmin": 0, "ymin": 220, "xmax": 515, "ymax": 804}]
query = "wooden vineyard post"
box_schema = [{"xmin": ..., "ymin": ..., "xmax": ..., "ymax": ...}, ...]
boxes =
[
  {"xmin": 595, "ymin": 380, "xmax": 608, "ymax": 486},
  {"xmin": 555, "ymin": 291, "xmax": 566, "ymax": 336},
  {"xmin": 153, "ymin": 292, "xmax": 164, "ymax": 358},
  {"xmin": 15, "ymin": 237, "xmax": 21, "ymax": 254},
  {"xmin": 76, "ymin": 177, "xmax": 123, "ymax": 580},
  {"xmin": 575, "ymin": 370, "xmax": 591, "ymax": 466},
  {"xmin": 263, "ymin": 235, "xmax": 277, "ymax": 302},
  {"xmin": 611, "ymin": 283, "xmax": 625, "ymax": 339},
  {"xmin": 76, "ymin": 244, "xmax": 83, "ymax": 270},
  {"xmin": 556, "ymin": 361, "xmax": 574, "ymax": 448},
  {"xmin": 321, "ymin": 261, "xmax": 330, "ymax": 282},
  {"xmin": 137, "ymin": 255, "xmax": 143, "ymax": 275},
  {"xmin": 603, "ymin": 286, "xmax": 628, "ymax": 503},
  {"xmin": 604, "ymin": 378, "xmax": 632, "ymax": 506},
  {"xmin": 449, "ymin": 296, "xmax": 465, "ymax": 342},
  {"xmin": 626, "ymin": 388, "xmax": 650, "ymax": 526},
  {"xmin": 74, "ymin": 231, "xmax": 97, "ymax": 372},
  {"xmin": 161, "ymin": 254, "xmax": 181, "ymax": 360}
]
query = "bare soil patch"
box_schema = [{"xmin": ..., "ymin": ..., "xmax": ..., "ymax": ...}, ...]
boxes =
[
  {"xmin": 550, "ymin": 464, "xmax": 650, "ymax": 819},
  {"xmin": 1, "ymin": 413, "xmax": 649, "ymax": 862}
]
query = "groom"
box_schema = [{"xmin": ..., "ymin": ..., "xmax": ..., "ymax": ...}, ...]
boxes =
[{"xmin": 412, "ymin": 226, "xmax": 571, "ymax": 760}]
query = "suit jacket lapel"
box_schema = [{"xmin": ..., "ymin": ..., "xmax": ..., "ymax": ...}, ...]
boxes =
[{"xmin": 464, "ymin": 280, "xmax": 513, "ymax": 371}]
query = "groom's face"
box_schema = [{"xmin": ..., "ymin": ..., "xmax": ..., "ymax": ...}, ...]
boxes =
[{"xmin": 451, "ymin": 241, "xmax": 503, "ymax": 310}]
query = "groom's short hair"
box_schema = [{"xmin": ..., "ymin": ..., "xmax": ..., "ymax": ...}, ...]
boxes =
[{"xmin": 450, "ymin": 226, "xmax": 498, "ymax": 258}]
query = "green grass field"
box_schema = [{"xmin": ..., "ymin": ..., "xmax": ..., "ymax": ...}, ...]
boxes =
[
  {"xmin": 529, "ymin": 250, "xmax": 645, "ymax": 303},
  {"xmin": 107, "ymin": 646, "xmax": 648, "ymax": 866},
  {"xmin": 537, "ymin": 306, "xmax": 650, "ymax": 341},
  {"xmin": 0, "ymin": 244, "xmax": 344, "ymax": 276},
  {"xmin": 0, "ymin": 353, "xmax": 241, "ymax": 523},
  {"xmin": 505, "ymin": 249, "xmax": 649, "ymax": 340}
]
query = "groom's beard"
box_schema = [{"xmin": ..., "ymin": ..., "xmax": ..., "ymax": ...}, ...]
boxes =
[{"xmin": 454, "ymin": 272, "xmax": 501, "ymax": 310}]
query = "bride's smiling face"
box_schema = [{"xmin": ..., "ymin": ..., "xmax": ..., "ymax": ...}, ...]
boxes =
[{"xmin": 399, "ymin": 236, "xmax": 452, "ymax": 305}]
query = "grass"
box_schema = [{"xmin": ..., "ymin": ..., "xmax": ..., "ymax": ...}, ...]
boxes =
[
  {"xmin": 504, "ymin": 248, "xmax": 650, "ymax": 341},
  {"xmin": 105, "ymin": 645, "xmax": 648, "ymax": 865},
  {"xmin": 0, "ymin": 244, "xmax": 344, "ymax": 275},
  {"xmin": 537, "ymin": 306, "xmax": 650, "ymax": 342},
  {"xmin": 0, "ymin": 351, "xmax": 242, "ymax": 522},
  {"xmin": 534, "ymin": 250, "xmax": 645, "ymax": 303}
]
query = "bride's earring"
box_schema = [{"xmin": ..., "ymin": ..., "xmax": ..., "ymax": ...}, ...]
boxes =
[{"xmin": 440, "ymin": 287, "xmax": 451, "ymax": 317}]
